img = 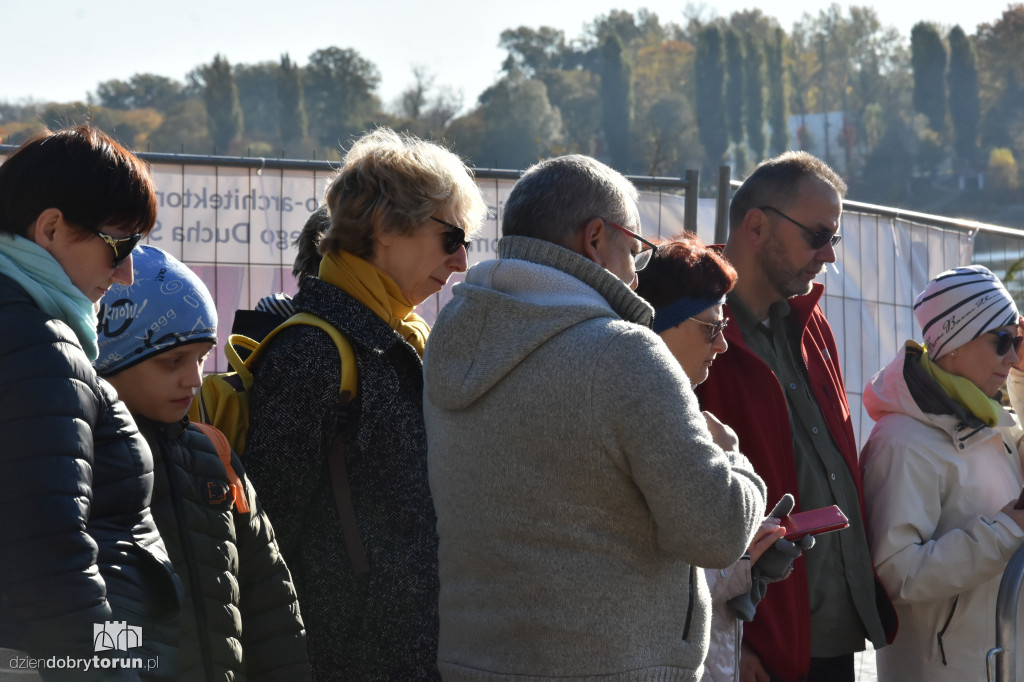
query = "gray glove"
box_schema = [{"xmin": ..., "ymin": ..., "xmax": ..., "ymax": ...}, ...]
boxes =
[
  {"xmin": 756, "ymin": 533, "xmax": 814, "ymax": 581},
  {"xmin": 727, "ymin": 494, "xmax": 815, "ymax": 621},
  {"xmin": 727, "ymin": 561, "xmax": 766, "ymax": 622},
  {"xmin": 756, "ymin": 494, "xmax": 815, "ymax": 580},
  {"xmin": 768, "ymin": 492, "xmax": 796, "ymax": 519}
]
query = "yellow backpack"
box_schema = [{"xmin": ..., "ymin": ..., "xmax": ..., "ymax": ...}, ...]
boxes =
[{"xmin": 188, "ymin": 312, "xmax": 357, "ymax": 454}]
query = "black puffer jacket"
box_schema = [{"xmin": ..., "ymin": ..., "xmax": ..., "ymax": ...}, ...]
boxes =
[
  {"xmin": 138, "ymin": 418, "xmax": 310, "ymax": 681},
  {"xmin": 245, "ymin": 275, "xmax": 440, "ymax": 681},
  {"xmin": 0, "ymin": 272, "xmax": 181, "ymax": 679}
]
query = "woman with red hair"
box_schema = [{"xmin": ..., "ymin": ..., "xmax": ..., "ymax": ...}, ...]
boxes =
[{"xmin": 637, "ymin": 232, "xmax": 807, "ymax": 682}]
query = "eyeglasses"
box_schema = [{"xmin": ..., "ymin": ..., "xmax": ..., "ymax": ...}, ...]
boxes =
[
  {"xmin": 430, "ymin": 216, "xmax": 471, "ymax": 255},
  {"xmin": 987, "ymin": 330, "xmax": 1024, "ymax": 356},
  {"xmin": 758, "ymin": 206, "xmax": 842, "ymax": 250},
  {"xmin": 690, "ymin": 316, "xmax": 730, "ymax": 342},
  {"xmin": 96, "ymin": 230, "xmax": 142, "ymax": 267},
  {"xmin": 608, "ymin": 221, "xmax": 658, "ymax": 271}
]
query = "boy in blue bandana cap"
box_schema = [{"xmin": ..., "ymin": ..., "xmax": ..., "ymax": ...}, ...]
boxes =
[{"xmin": 95, "ymin": 245, "xmax": 310, "ymax": 680}]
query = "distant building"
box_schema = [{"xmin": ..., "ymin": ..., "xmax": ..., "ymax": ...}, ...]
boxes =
[{"xmin": 787, "ymin": 111, "xmax": 852, "ymax": 175}]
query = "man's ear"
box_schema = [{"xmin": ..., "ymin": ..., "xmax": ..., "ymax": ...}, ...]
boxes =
[
  {"xmin": 739, "ymin": 206, "xmax": 770, "ymax": 245},
  {"xmin": 28, "ymin": 208, "xmax": 64, "ymax": 247},
  {"xmin": 580, "ymin": 217, "xmax": 606, "ymax": 265}
]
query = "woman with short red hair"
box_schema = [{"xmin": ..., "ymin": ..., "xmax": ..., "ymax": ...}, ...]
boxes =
[{"xmin": 637, "ymin": 232, "xmax": 807, "ymax": 682}]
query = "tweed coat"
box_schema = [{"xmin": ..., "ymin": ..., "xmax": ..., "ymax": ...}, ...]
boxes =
[{"xmin": 244, "ymin": 275, "xmax": 440, "ymax": 681}]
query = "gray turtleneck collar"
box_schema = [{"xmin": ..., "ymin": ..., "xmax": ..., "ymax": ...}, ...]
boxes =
[{"xmin": 497, "ymin": 235, "xmax": 654, "ymax": 328}]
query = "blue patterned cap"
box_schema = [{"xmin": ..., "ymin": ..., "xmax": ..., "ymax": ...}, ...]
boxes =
[{"xmin": 94, "ymin": 245, "xmax": 217, "ymax": 375}]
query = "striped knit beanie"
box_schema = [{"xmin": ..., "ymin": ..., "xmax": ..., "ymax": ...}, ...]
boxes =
[
  {"xmin": 94, "ymin": 245, "xmax": 218, "ymax": 375},
  {"xmin": 913, "ymin": 265, "xmax": 1019, "ymax": 359}
]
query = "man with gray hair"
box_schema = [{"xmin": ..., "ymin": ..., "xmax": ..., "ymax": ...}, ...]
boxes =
[{"xmin": 423, "ymin": 154, "xmax": 767, "ymax": 680}]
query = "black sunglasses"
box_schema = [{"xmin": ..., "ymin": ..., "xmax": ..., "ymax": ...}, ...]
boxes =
[
  {"xmin": 608, "ymin": 221, "xmax": 659, "ymax": 271},
  {"xmin": 759, "ymin": 205, "xmax": 842, "ymax": 250},
  {"xmin": 429, "ymin": 216, "xmax": 471, "ymax": 255},
  {"xmin": 987, "ymin": 330, "xmax": 1024, "ymax": 356},
  {"xmin": 96, "ymin": 230, "xmax": 142, "ymax": 267}
]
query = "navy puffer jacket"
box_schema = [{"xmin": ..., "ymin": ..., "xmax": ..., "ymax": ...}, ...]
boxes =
[{"xmin": 0, "ymin": 272, "xmax": 181, "ymax": 679}]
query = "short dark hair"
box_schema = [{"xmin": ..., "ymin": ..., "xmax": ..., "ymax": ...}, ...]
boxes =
[
  {"xmin": 502, "ymin": 154, "xmax": 639, "ymax": 247},
  {"xmin": 0, "ymin": 125, "xmax": 157, "ymax": 239},
  {"xmin": 635, "ymin": 231, "xmax": 737, "ymax": 308},
  {"xmin": 293, "ymin": 205, "xmax": 330, "ymax": 279},
  {"xmin": 729, "ymin": 150, "xmax": 846, "ymax": 231}
]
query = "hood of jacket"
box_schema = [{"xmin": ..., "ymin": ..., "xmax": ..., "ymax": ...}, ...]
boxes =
[
  {"xmin": 864, "ymin": 341, "xmax": 1016, "ymax": 444},
  {"xmin": 423, "ymin": 235, "xmax": 653, "ymax": 411}
]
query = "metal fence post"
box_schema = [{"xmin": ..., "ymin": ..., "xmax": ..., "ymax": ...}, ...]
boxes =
[
  {"xmin": 988, "ymin": 543, "xmax": 1024, "ymax": 681},
  {"xmin": 714, "ymin": 166, "xmax": 732, "ymax": 244},
  {"xmin": 683, "ymin": 169, "xmax": 700, "ymax": 234}
]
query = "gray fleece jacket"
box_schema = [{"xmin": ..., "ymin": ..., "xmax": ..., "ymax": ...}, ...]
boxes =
[{"xmin": 423, "ymin": 236, "xmax": 767, "ymax": 682}]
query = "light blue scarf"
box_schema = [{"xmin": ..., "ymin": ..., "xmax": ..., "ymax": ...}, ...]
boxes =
[{"xmin": 0, "ymin": 234, "xmax": 99, "ymax": 360}]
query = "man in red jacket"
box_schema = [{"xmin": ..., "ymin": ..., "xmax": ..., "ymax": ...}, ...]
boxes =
[{"xmin": 696, "ymin": 151, "xmax": 897, "ymax": 682}]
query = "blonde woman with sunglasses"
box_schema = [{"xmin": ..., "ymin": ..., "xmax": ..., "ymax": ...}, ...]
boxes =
[{"xmin": 243, "ymin": 127, "xmax": 487, "ymax": 681}]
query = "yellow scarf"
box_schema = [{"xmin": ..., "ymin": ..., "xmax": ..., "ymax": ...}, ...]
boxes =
[
  {"xmin": 319, "ymin": 250, "xmax": 430, "ymax": 357},
  {"xmin": 920, "ymin": 344, "xmax": 1003, "ymax": 427}
]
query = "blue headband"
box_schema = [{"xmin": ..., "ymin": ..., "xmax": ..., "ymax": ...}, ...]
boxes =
[{"xmin": 652, "ymin": 295, "xmax": 726, "ymax": 334}]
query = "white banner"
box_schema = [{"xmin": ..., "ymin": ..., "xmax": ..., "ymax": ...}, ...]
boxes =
[
  {"xmin": 816, "ymin": 215, "xmax": 974, "ymax": 446},
  {"xmin": 141, "ymin": 165, "xmax": 694, "ymax": 370},
  {"xmin": 143, "ymin": 162, "xmax": 980, "ymax": 445},
  {"xmin": 0, "ymin": 153, "xmax": 990, "ymax": 446}
]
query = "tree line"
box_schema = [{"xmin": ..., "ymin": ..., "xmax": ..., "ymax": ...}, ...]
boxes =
[{"xmin": 3, "ymin": 3, "xmax": 1024, "ymax": 215}]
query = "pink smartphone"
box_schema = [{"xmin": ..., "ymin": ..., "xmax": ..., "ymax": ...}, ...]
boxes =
[{"xmin": 780, "ymin": 505, "xmax": 849, "ymax": 541}]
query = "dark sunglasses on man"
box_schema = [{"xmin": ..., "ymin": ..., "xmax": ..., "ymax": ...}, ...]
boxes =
[
  {"xmin": 430, "ymin": 216, "xmax": 471, "ymax": 255},
  {"xmin": 96, "ymin": 230, "xmax": 143, "ymax": 268},
  {"xmin": 758, "ymin": 205, "xmax": 841, "ymax": 250}
]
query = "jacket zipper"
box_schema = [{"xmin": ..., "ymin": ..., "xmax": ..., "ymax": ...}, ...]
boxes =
[
  {"xmin": 732, "ymin": 615, "xmax": 742, "ymax": 682},
  {"xmin": 161, "ymin": 431, "xmax": 217, "ymax": 681},
  {"xmin": 682, "ymin": 565, "xmax": 696, "ymax": 641},
  {"xmin": 937, "ymin": 594, "xmax": 959, "ymax": 666}
]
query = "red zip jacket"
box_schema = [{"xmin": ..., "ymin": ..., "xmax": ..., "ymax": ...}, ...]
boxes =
[{"xmin": 695, "ymin": 283, "xmax": 897, "ymax": 681}]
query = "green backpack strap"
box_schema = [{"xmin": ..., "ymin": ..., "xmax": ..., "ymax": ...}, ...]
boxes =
[{"xmin": 243, "ymin": 312, "xmax": 357, "ymax": 402}]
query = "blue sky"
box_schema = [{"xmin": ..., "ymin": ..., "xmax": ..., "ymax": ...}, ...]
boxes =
[{"xmin": 2, "ymin": 0, "xmax": 1014, "ymax": 114}]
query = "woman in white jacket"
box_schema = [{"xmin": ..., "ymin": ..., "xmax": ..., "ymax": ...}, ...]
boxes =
[{"xmin": 861, "ymin": 265, "xmax": 1024, "ymax": 681}]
